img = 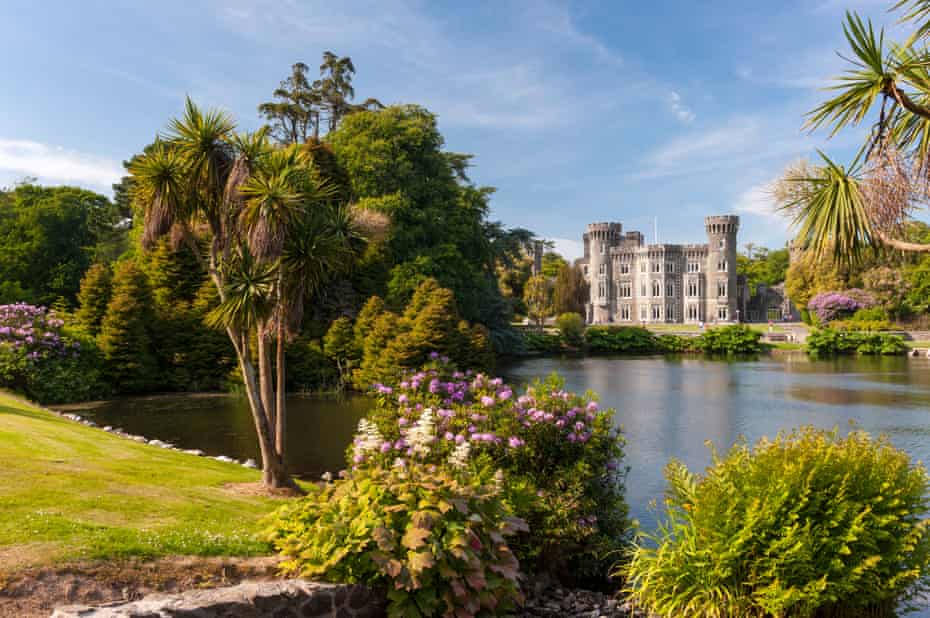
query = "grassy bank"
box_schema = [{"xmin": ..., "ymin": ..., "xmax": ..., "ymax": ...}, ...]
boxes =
[{"xmin": 0, "ymin": 392, "xmax": 282, "ymax": 572}]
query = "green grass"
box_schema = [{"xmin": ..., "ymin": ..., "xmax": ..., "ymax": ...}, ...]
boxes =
[
  {"xmin": 0, "ymin": 392, "xmax": 284, "ymax": 570},
  {"xmin": 905, "ymin": 340, "xmax": 930, "ymax": 349}
]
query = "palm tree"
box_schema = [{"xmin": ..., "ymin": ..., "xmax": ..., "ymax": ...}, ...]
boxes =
[{"xmin": 783, "ymin": 6, "xmax": 930, "ymax": 260}]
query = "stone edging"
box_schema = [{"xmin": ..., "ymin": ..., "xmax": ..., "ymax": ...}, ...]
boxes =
[{"xmin": 51, "ymin": 579, "xmax": 384, "ymax": 617}]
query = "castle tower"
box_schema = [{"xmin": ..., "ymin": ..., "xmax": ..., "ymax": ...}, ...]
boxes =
[
  {"xmin": 704, "ymin": 215, "xmax": 740, "ymax": 322},
  {"xmin": 586, "ymin": 222, "xmax": 622, "ymax": 323}
]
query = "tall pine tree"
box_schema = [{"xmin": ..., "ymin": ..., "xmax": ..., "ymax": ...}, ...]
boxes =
[{"xmin": 98, "ymin": 261, "xmax": 158, "ymax": 393}]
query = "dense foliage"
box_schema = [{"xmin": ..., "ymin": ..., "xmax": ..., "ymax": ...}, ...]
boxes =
[
  {"xmin": 363, "ymin": 361, "xmax": 629, "ymax": 584},
  {"xmin": 0, "ymin": 184, "xmax": 127, "ymax": 306},
  {"xmin": 0, "ymin": 304, "xmax": 105, "ymax": 403},
  {"xmin": 555, "ymin": 312, "xmax": 584, "ymax": 347},
  {"xmin": 267, "ymin": 460, "xmax": 524, "ymax": 617},
  {"xmin": 584, "ymin": 326, "xmax": 659, "ymax": 355},
  {"xmin": 805, "ymin": 328, "xmax": 908, "ymax": 356},
  {"xmin": 691, "ymin": 325, "xmax": 762, "ymax": 355},
  {"xmin": 324, "ymin": 279, "xmax": 493, "ymax": 390},
  {"xmin": 552, "ymin": 263, "xmax": 588, "ymax": 316},
  {"xmin": 736, "ymin": 246, "xmax": 789, "ymax": 295},
  {"xmin": 624, "ymin": 427, "xmax": 930, "ymax": 617},
  {"xmin": 520, "ymin": 330, "xmax": 562, "ymax": 355}
]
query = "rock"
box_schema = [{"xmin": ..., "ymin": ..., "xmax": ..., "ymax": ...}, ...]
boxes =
[
  {"xmin": 51, "ymin": 580, "xmax": 385, "ymax": 617},
  {"xmin": 214, "ymin": 455, "xmax": 235, "ymax": 463},
  {"xmin": 242, "ymin": 458, "xmax": 258, "ymax": 469},
  {"xmin": 182, "ymin": 449, "xmax": 205, "ymax": 456},
  {"xmin": 102, "ymin": 426, "xmax": 113, "ymax": 432}
]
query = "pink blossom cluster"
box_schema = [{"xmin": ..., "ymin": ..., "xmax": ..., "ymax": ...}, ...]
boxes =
[{"xmin": 0, "ymin": 303, "xmax": 76, "ymax": 360}]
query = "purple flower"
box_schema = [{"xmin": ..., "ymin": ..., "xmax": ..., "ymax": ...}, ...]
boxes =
[
  {"xmin": 430, "ymin": 351, "xmax": 440, "ymax": 360},
  {"xmin": 508, "ymin": 436, "xmax": 525, "ymax": 449},
  {"xmin": 444, "ymin": 432, "xmax": 455, "ymax": 441},
  {"xmin": 397, "ymin": 394, "xmax": 409, "ymax": 405},
  {"xmin": 586, "ymin": 401, "xmax": 599, "ymax": 412},
  {"xmin": 480, "ymin": 395, "xmax": 495, "ymax": 408},
  {"xmin": 498, "ymin": 389, "xmax": 512, "ymax": 401},
  {"xmin": 380, "ymin": 441, "xmax": 392, "ymax": 453}
]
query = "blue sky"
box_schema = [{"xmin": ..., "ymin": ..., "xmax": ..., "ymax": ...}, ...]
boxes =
[{"xmin": 0, "ymin": 0, "xmax": 897, "ymax": 259}]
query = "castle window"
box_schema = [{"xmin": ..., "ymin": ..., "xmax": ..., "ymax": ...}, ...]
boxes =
[
  {"xmin": 652, "ymin": 280, "xmax": 660, "ymax": 297},
  {"xmin": 718, "ymin": 306, "xmax": 728, "ymax": 320},
  {"xmin": 652, "ymin": 262, "xmax": 660, "ymax": 273},
  {"xmin": 687, "ymin": 280, "xmax": 698, "ymax": 297},
  {"xmin": 719, "ymin": 239, "xmax": 726, "ymax": 250},
  {"xmin": 688, "ymin": 262, "xmax": 700, "ymax": 273},
  {"xmin": 687, "ymin": 304, "xmax": 698, "ymax": 320},
  {"xmin": 717, "ymin": 260, "xmax": 727, "ymax": 272},
  {"xmin": 621, "ymin": 305, "xmax": 631, "ymax": 320},
  {"xmin": 619, "ymin": 263, "xmax": 629, "ymax": 274},
  {"xmin": 640, "ymin": 283, "xmax": 646, "ymax": 297},
  {"xmin": 717, "ymin": 281, "xmax": 727, "ymax": 297},
  {"xmin": 667, "ymin": 305, "xmax": 675, "ymax": 320},
  {"xmin": 599, "ymin": 263, "xmax": 606, "ymax": 274},
  {"xmin": 666, "ymin": 283, "xmax": 674, "ymax": 297},
  {"xmin": 600, "ymin": 242, "xmax": 606, "ymax": 254},
  {"xmin": 652, "ymin": 305, "xmax": 661, "ymax": 320},
  {"xmin": 640, "ymin": 262, "xmax": 646, "ymax": 273}
]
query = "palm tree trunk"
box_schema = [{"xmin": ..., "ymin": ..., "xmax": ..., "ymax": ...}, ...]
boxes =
[
  {"xmin": 229, "ymin": 329, "xmax": 291, "ymax": 488},
  {"xmin": 275, "ymin": 317, "xmax": 286, "ymax": 458},
  {"xmin": 257, "ymin": 326, "xmax": 276, "ymax": 439}
]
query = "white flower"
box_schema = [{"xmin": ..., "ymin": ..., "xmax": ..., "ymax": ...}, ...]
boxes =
[
  {"xmin": 405, "ymin": 408, "xmax": 436, "ymax": 457},
  {"xmin": 321, "ymin": 471, "xmax": 333, "ymax": 482},
  {"xmin": 448, "ymin": 440, "xmax": 471, "ymax": 470},
  {"xmin": 353, "ymin": 419, "xmax": 384, "ymax": 460}
]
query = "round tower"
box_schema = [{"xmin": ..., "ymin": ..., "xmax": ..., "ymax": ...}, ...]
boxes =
[
  {"xmin": 586, "ymin": 222, "xmax": 622, "ymax": 324},
  {"xmin": 704, "ymin": 215, "xmax": 740, "ymax": 322}
]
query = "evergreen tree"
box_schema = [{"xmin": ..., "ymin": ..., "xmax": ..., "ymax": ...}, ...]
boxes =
[
  {"xmin": 354, "ymin": 311, "xmax": 400, "ymax": 388},
  {"xmin": 323, "ymin": 316, "xmax": 356, "ymax": 381},
  {"xmin": 386, "ymin": 279, "xmax": 458, "ymax": 368},
  {"xmin": 524, "ymin": 274, "xmax": 552, "ymax": 331},
  {"xmin": 353, "ymin": 295, "xmax": 385, "ymax": 354},
  {"xmin": 98, "ymin": 261, "xmax": 158, "ymax": 393},
  {"xmin": 75, "ymin": 263, "xmax": 112, "ymax": 337}
]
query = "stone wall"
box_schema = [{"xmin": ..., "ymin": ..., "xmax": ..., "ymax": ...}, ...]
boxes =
[{"xmin": 52, "ymin": 580, "xmax": 385, "ymax": 618}]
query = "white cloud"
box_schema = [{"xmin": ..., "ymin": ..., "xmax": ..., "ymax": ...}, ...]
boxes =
[
  {"xmin": 734, "ymin": 180, "xmax": 780, "ymax": 218},
  {"xmin": 0, "ymin": 139, "xmax": 122, "ymax": 190},
  {"xmin": 668, "ymin": 91, "xmax": 695, "ymax": 123},
  {"xmin": 550, "ymin": 237, "xmax": 584, "ymax": 262}
]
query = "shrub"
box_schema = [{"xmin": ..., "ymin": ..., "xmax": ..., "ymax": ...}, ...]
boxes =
[
  {"xmin": 584, "ymin": 326, "xmax": 658, "ymax": 355},
  {"xmin": 556, "ymin": 312, "xmax": 585, "ymax": 347},
  {"xmin": 806, "ymin": 328, "xmax": 907, "ymax": 356},
  {"xmin": 692, "ymin": 325, "xmax": 762, "ymax": 355},
  {"xmin": 0, "ymin": 303, "xmax": 107, "ymax": 403},
  {"xmin": 656, "ymin": 334, "xmax": 694, "ymax": 353},
  {"xmin": 266, "ymin": 416, "xmax": 525, "ymax": 617},
  {"xmin": 623, "ymin": 426, "xmax": 930, "ymax": 617},
  {"xmin": 522, "ymin": 330, "xmax": 562, "ymax": 354},
  {"xmin": 365, "ymin": 359, "xmax": 628, "ymax": 585},
  {"xmin": 808, "ymin": 289, "xmax": 875, "ymax": 323}
]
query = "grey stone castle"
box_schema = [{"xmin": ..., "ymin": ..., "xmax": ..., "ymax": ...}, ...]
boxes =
[{"xmin": 579, "ymin": 216, "xmax": 741, "ymax": 325}]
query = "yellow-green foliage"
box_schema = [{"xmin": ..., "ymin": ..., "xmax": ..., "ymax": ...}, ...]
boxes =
[
  {"xmin": 623, "ymin": 427, "xmax": 930, "ymax": 618},
  {"xmin": 265, "ymin": 463, "xmax": 525, "ymax": 617}
]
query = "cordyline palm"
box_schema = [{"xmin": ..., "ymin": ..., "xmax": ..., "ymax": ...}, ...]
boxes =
[
  {"xmin": 130, "ymin": 98, "xmax": 300, "ymax": 488},
  {"xmin": 785, "ymin": 6, "xmax": 930, "ymax": 262}
]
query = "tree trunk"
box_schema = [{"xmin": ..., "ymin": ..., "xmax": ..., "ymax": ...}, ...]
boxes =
[
  {"xmin": 229, "ymin": 329, "xmax": 292, "ymax": 489},
  {"xmin": 257, "ymin": 326, "xmax": 275, "ymax": 438},
  {"xmin": 275, "ymin": 317, "xmax": 287, "ymax": 458}
]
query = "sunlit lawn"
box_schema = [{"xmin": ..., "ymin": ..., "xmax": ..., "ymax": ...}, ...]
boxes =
[{"xmin": 0, "ymin": 392, "xmax": 284, "ymax": 571}]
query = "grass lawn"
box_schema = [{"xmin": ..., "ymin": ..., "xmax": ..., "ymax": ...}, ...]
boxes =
[
  {"xmin": 905, "ymin": 340, "xmax": 930, "ymax": 348},
  {"xmin": 0, "ymin": 392, "xmax": 285, "ymax": 572}
]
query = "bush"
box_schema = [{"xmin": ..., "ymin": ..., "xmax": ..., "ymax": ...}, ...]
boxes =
[
  {"xmin": 365, "ymin": 360, "xmax": 628, "ymax": 585},
  {"xmin": 521, "ymin": 330, "xmax": 562, "ymax": 354},
  {"xmin": 808, "ymin": 289, "xmax": 875, "ymax": 323},
  {"xmin": 806, "ymin": 328, "xmax": 907, "ymax": 356},
  {"xmin": 266, "ymin": 418, "xmax": 525, "ymax": 617},
  {"xmin": 0, "ymin": 303, "xmax": 107, "ymax": 403},
  {"xmin": 556, "ymin": 312, "xmax": 585, "ymax": 347},
  {"xmin": 692, "ymin": 325, "xmax": 762, "ymax": 355},
  {"xmin": 656, "ymin": 334, "xmax": 694, "ymax": 353},
  {"xmin": 584, "ymin": 326, "xmax": 658, "ymax": 355},
  {"xmin": 623, "ymin": 427, "xmax": 930, "ymax": 617}
]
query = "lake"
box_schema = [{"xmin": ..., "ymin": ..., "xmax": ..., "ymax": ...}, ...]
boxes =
[{"xmin": 62, "ymin": 354, "xmax": 930, "ymax": 527}]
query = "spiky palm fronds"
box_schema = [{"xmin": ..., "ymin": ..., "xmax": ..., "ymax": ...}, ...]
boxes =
[
  {"xmin": 129, "ymin": 141, "xmax": 190, "ymax": 250},
  {"xmin": 239, "ymin": 170, "xmax": 303, "ymax": 260},
  {"xmin": 806, "ymin": 13, "xmax": 894, "ymax": 136},
  {"xmin": 893, "ymin": 0, "xmax": 930, "ymax": 44},
  {"xmin": 165, "ymin": 97, "xmax": 236, "ymax": 228},
  {"xmin": 206, "ymin": 249, "xmax": 276, "ymax": 332},
  {"xmin": 779, "ymin": 151, "xmax": 873, "ymax": 263}
]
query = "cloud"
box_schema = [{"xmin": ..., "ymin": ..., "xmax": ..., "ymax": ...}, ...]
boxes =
[
  {"xmin": 734, "ymin": 180, "xmax": 780, "ymax": 218},
  {"xmin": 668, "ymin": 91, "xmax": 695, "ymax": 123},
  {"xmin": 0, "ymin": 139, "xmax": 122, "ymax": 190},
  {"xmin": 550, "ymin": 237, "xmax": 584, "ymax": 262}
]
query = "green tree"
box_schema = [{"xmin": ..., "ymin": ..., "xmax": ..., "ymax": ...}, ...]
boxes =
[
  {"xmin": 98, "ymin": 261, "xmax": 157, "ymax": 393},
  {"xmin": 323, "ymin": 316, "xmax": 356, "ymax": 383},
  {"xmin": 541, "ymin": 251, "xmax": 567, "ymax": 279},
  {"xmin": 524, "ymin": 275, "xmax": 552, "ymax": 331},
  {"xmin": 75, "ymin": 263, "xmax": 113, "ymax": 337},
  {"xmin": 778, "ymin": 3, "xmax": 930, "ymax": 260},
  {"xmin": 258, "ymin": 62, "xmax": 322, "ymax": 144},
  {"xmin": 552, "ymin": 263, "xmax": 588, "ymax": 316},
  {"xmin": 862, "ymin": 266, "xmax": 910, "ymax": 319}
]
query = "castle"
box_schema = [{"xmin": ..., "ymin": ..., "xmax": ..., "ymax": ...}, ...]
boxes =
[{"xmin": 579, "ymin": 216, "xmax": 743, "ymax": 325}]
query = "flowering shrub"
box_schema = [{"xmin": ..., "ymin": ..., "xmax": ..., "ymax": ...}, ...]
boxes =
[
  {"xmin": 364, "ymin": 356, "xmax": 628, "ymax": 585},
  {"xmin": 266, "ymin": 415, "xmax": 525, "ymax": 617},
  {"xmin": 807, "ymin": 289, "xmax": 875, "ymax": 323},
  {"xmin": 0, "ymin": 303, "xmax": 105, "ymax": 403},
  {"xmin": 623, "ymin": 427, "xmax": 930, "ymax": 617}
]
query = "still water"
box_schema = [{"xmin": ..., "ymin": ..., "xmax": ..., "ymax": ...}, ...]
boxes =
[{"xmin": 63, "ymin": 355, "xmax": 930, "ymax": 527}]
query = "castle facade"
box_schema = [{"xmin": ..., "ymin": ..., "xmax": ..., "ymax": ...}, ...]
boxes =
[{"xmin": 579, "ymin": 216, "xmax": 741, "ymax": 325}]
